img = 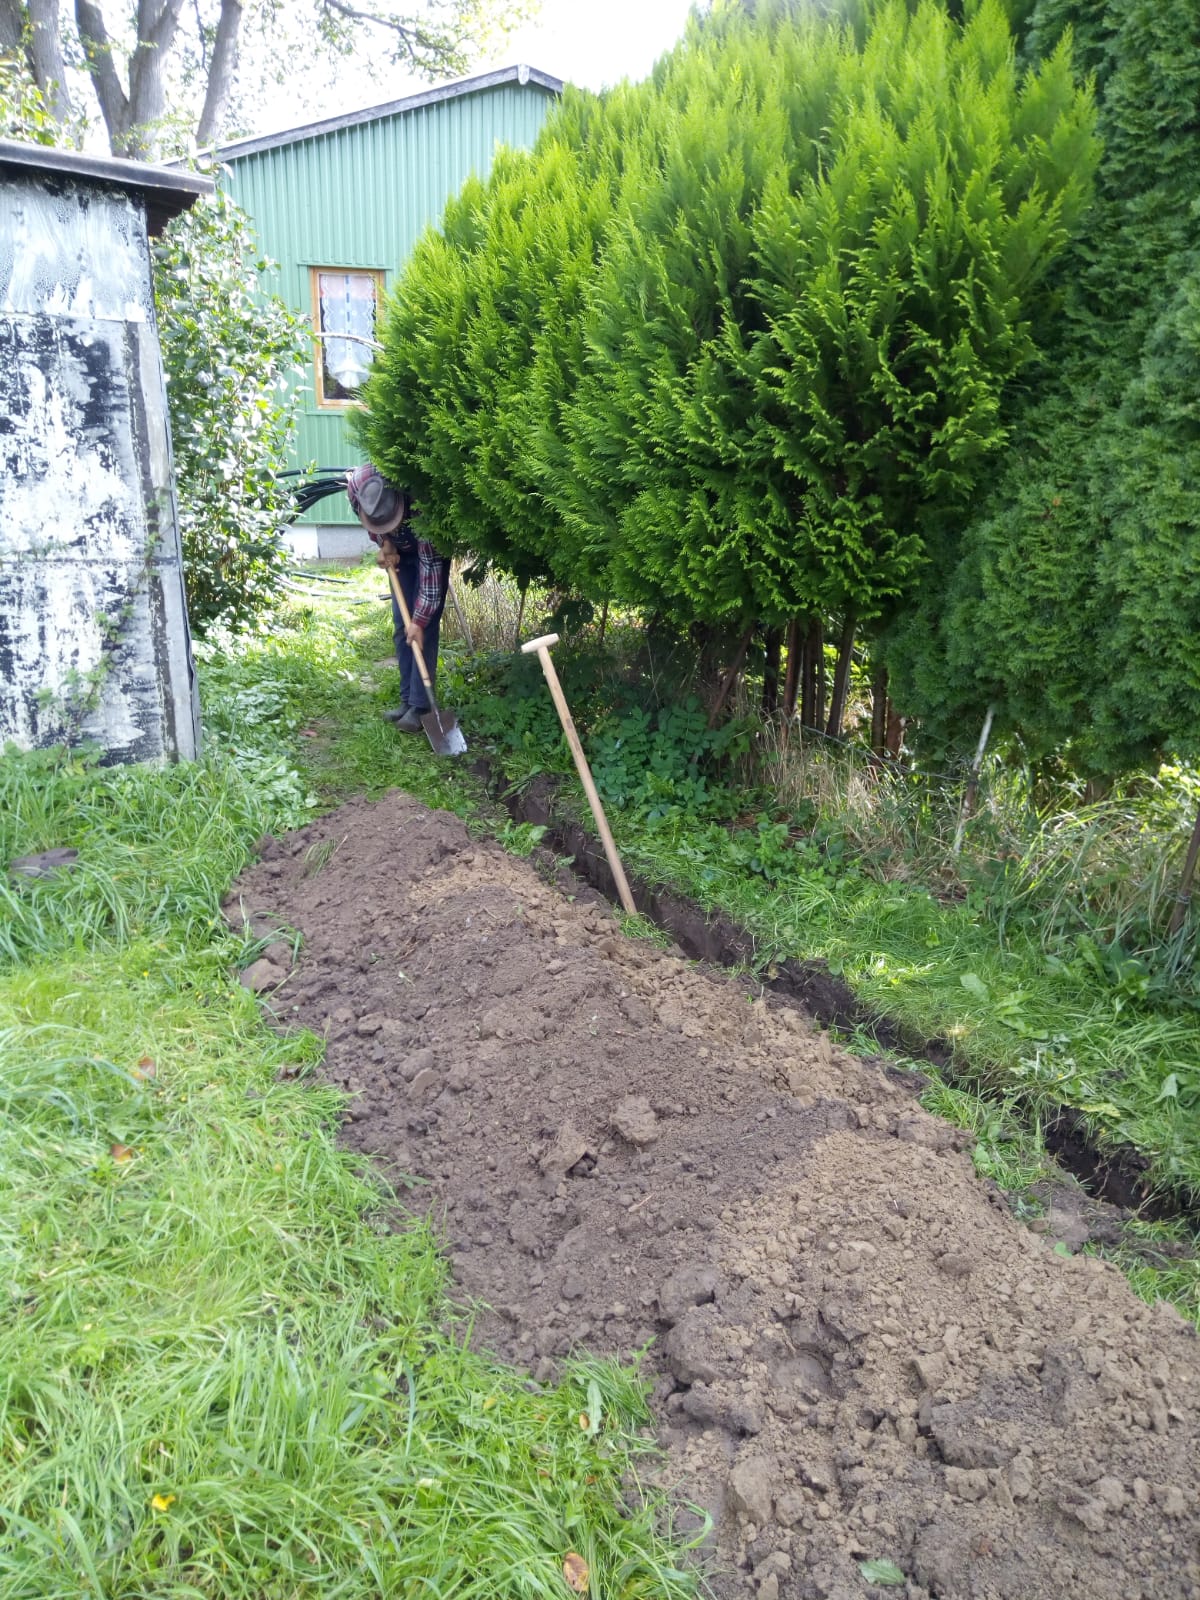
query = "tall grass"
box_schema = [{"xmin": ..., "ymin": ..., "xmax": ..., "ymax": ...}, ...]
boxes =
[
  {"xmin": 762, "ymin": 726, "xmax": 1200, "ymax": 989},
  {"xmin": 0, "ymin": 589, "xmax": 698, "ymax": 1598}
]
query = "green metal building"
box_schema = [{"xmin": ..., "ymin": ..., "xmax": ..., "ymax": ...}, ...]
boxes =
[{"xmin": 219, "ymin": 64, "xmax": 562, "ymax": 554}]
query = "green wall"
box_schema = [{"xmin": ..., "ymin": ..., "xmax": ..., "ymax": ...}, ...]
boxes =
[{"xmin": 223, "ymin": 79, "xmax": 557, "ymax": 522}]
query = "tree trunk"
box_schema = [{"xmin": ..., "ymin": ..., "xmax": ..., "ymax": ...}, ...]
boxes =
[
  {"xmin": 824, "ymin": 613, "xmax": 856, "ymax": 738},
  {"xmin": 124, "ymin": 0, "xmax": 187, "ymax": 152},
  {"xmin": 195, "ymin": 0, "xmax": 243, "ymax": 147},
  {"xmin": 782, "ymin": 616, "xmax": 802, "ymax": 723},
  {"xmin": 708, "ymin": 626, "xmax": 754, "ymax": 728},
  {"xmin": 762, "ymin": 626, "xmax": 782, "ymax": 716},
  {"xmin": 74, "ymin": 0, "xmax": 130, "ymax": 150},
  {"xmin": 885, "ymin": 700, "xmax": 904, "ymax": 758},
  {"xmin": 870, "ymin": 663, "xmax": 888, "ymax": 756},
  {"xmin": 801, "ymin": 616, "xmax": 824, "ymax": 729},
  {"xmin": 1168, "ymin": 802, "xmax": 1200, "ymax": 938},
  {"xmin": 4, "ymin": 0, "xmax": 76, "ymax": 126}
]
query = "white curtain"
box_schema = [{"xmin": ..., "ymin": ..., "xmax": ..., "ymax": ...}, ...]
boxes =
[{"xmin": 318, "ymin": 272, "xmax": 376, "ymax": 396}]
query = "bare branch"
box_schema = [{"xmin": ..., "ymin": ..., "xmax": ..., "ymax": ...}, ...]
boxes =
[
  {"xmin": 317, "ymin": 0, "xmax": 439, "ymax": 66},
  {"xmin": 194, "ymin": 0, "xmax": 241, "ymax": 146}
]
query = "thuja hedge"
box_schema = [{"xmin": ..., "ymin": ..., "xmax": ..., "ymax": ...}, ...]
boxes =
[
  {"xmin": 360, "ymin": 0, "xmax": 1094, "ymax": 714},
  {"xmin": 887, "ymin": 0, "xmax": 1200, "ymax": 778}
]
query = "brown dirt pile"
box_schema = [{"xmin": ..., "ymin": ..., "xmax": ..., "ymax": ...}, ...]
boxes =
[{"xmin": 227, "ymin": 791, "xmax": 1200, "ymax": 1600}]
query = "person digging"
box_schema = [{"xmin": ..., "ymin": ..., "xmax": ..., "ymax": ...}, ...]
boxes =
[{"xmin": 346, "ymin": 464, "xmax": 451, "ymax": 733}]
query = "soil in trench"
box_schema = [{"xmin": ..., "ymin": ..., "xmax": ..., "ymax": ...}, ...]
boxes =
[{"xmin": 228, "ymin": 792, "xmax": 1200, "ymax": 1600}]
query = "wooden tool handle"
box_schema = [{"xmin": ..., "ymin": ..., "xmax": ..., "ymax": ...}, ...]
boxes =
[
  {"xmin": 385, "ymin": 562, "xmax": 436, "ymax": 703},
  {"xmin": 524, "ymin": 635, "xmax": 637, "ymax": 917}
]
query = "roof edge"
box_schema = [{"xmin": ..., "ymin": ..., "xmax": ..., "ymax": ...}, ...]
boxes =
[
  {"xmin": 214, "ymin": 63, "xmax": 564, "ymax": 162},
  {"xmin": 0, "ymin": 137, "xmax": 212, "ymax": 232}
]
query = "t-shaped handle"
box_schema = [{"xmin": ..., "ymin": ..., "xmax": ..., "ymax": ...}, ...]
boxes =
[{"xmin": 518, "ymin": 631, "xmax": 636, "ymax": 916}]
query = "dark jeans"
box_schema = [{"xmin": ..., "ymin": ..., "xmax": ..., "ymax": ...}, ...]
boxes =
[{"xmin": 391, "ymin": 549, "xmax": 447, "ymax": 713}]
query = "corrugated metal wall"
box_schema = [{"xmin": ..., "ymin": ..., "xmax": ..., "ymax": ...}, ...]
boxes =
[{"xmin": 224, "ymin": 83, "xmax": 556, "ymax": 523}]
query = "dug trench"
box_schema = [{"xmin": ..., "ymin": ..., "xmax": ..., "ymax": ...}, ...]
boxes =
[
  {"xmin": 227, "ymin": 791, "xmax": 1200, "ymax": 1600},
  {"xmin": 491, "ymin": 769, "xmax": 1181, "ymax": 1226}
]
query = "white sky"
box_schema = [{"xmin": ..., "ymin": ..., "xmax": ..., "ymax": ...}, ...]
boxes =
[
  {"xmin": 481, "ymin": 0, "xmax": 698, "ymax": 91},
  {"xmin": 247, "ymin": 0, "xmax": 698, "ymax": 137}
]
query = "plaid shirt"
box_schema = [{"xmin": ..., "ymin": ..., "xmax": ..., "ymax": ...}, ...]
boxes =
[{"xmin": 346, "ymin": 466, "xmax": 449, "ymax": 629}]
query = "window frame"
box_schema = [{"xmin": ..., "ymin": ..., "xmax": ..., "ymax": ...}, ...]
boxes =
[{"xmin": 309, "ymin": 266, "xmax": 386, "ymax": 410}]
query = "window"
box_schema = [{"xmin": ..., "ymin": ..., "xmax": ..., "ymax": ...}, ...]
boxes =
[{"xmin": 311, "ymin": 268, "xmax": 384, "ymax": 407}]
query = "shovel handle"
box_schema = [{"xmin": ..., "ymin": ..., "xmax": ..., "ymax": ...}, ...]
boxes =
[
  {"xmin": 384, "ymin": 556, "xmax": 437, "ymax": 707},
  {"xmin": 521, "ymin": 633, "xmax": 636, "ymax": 917}
]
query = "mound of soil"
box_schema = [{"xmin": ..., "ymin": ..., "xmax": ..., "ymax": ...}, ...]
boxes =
[{"xmin": 227, "ymin": 792, "xmax": 1200, "ymax": 1600}]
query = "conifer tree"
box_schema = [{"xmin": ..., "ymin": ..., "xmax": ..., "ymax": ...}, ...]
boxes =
[
  {"xmin": 889, "ymin": 0, "xmax": 1200, "ymax": 777},
  {"xmin": 555, "ymin": 0, "xmax": 1094, "ymax": 654}
]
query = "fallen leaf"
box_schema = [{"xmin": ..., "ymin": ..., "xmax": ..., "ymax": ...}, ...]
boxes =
[
  {"xmin": 859, "ymin": 1558, "xmax": 905, "ymax": 1587},
  {"xmin": 133, "ymin": 1056, "xmax": 157, "ymax": 1080},
  {"xmin": 482, "ymin": 1395, "xmax": 497, "ymax": 1411},
  {"xmin": 150, "ymin": 1493, "xmax": 175, "ymax": 1513},
  {"xmin": 110, "ymin": 1144, "xmax": 133, "ymax": 1163},
  {"xmin": 562, "ymin": 1552, "xmax": 589, "ymax": 1593}
]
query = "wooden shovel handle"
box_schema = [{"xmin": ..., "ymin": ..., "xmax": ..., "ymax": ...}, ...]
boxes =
[
  {"xmin": 522, "ymin": 635, "xmax": 636, "ymax": 917},
  {"xmin": 383, "ymin": 555, "xmax": 436, "ymax": 703}
]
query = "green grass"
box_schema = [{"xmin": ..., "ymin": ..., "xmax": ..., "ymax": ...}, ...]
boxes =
[{"xmin": 0, "ymin": 587, "xmax": 699, "ymax": 1598}]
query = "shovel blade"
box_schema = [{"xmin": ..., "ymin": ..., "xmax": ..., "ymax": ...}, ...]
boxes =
[{"xmin": 421, "ymin": 708, "xmax": 468, "ymax": 757}]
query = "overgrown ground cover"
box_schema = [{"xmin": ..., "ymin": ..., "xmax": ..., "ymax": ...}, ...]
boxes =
[
  {"xmin": 0, "ymin": 605, "xmax": 698, "ymax": 1597},
  {"xmin": 193, "ymin": 566, "xmax": 1200, "ymax": 1327}
]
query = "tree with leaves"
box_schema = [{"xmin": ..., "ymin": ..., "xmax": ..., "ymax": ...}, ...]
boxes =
[{"xmin": 0, "ymin": 0, "xmax": 532, "ymax": 156}]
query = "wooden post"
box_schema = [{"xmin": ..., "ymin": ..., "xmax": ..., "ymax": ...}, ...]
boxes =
[
  {"xmin": 1169, "ymin": 801, "xmax": 1200, "ymax": 937},
  {"xmin": 953, "ymin": 704, "xmax": 996, "ymax": 856},
  {"xmin": 448, "ymin": 579, "xmax": 473, "ymax": 651},
  {"xmin": 521, "ymin": 633, "xmax": 637, "ymax": 917},
  {"xmin": 870, "ymin": 663, "xmax": 888, "ymax": 757}
]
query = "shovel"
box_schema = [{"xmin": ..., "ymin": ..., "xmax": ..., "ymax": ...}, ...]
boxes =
[
  {"xmin": 521, "ymin": 632, "xmax": 636, "ymax": 916},
  {"xmin": 382, "ymin": 559, "xmax": 467, "ymax": 757}
]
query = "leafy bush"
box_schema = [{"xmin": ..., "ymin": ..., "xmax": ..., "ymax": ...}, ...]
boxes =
[{"xmin": 154, "ymin": 184, "xmax": 307, "ymax": 637}]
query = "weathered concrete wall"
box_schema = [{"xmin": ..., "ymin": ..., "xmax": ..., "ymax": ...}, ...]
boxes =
[{"xmin": 0, "ymin": 171, "xmax": 199, "ymax": 762}]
